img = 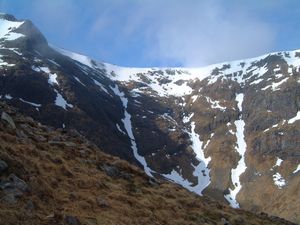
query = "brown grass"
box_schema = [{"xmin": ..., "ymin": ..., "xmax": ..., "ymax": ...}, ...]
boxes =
[{"xmin": 0, "ymin": 102, "xmax": 295, "ymax": 225}]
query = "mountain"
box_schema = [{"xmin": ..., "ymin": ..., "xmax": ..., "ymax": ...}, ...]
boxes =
[
  {"xmin": 0, "ymin": 13, "xmax": 300, "ymax": 223},
  {"xmin": 1, "ymin": 101, "xmax": 296, "ymax": 225}
]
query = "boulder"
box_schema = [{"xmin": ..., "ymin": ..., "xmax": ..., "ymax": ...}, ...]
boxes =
[
  {"xmin": 0, "ymin": 174, "xmax": 28, "ymax": 204},
  {"xmin": 96, "ymin": 197, "xmax": 110, "ymax": 208},
  {"xmin": 1, "ymin": 192, "xmax": 22, "ymax": 204},
  {"xmin": 98, "ymin": 163, "xmax": 119, "ymax": 178},
  {"xmin": 64, "ymin": 215, "xmax": 81, "ymax": 225},
  {"xmin": 1, "ymin": 112, "xmax": 16, "ymax": 129},
  {"xmin": 7, "ymin": 173, "xmax": 28, "ymax": 192},
  {"xmin": 220, "ymin": 218, "xmax": 231, "ymax": 225},
  {"xmin": 98, "ymin": 163, "xmax": 132, "ymax": 180},
  {"xmin": 48, "ymin": 141, "xmax": 76, "ymax": 147},
  {"xmin": 0, "ymin": 160, "xmax": 8, "ymax": 173}
]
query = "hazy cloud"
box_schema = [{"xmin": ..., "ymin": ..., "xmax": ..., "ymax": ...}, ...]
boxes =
[
  {"xmin": 29, "ymin": 0, "xmax": 79, "ymax": 37},
  {"xmin": 115, "ymin": 0, "xmax": 275, "ymax": 66},
  {"xmin": 85, "ymin": 0, "xmax": 275, "ymax": 66}
]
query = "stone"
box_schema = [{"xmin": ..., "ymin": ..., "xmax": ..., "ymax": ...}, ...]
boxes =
[
  {"xmin": 0, "ymin": 174, "xmax": 28, "ymax": 204},
  {"xmin": 0, "ymin": 179, "xmax": 12, "ymax": 190},
  {"xmin": 120, "ymin": 171, "xmax": 132, "ymax": 180},
  {"xmin": 1, "ymin": 193, "xmax": 21, "ymax": 204},
  {"xmin": 65, "ymin": 215, "xmax": 81, "ymax": 225},
  {"xmin": 1, "ymin": 112, "xmax": 16, "ymax": 129},
  {"xmin": 7, "ymin": 173, "xmax": 28, "ymax": 192},
  {"xmin": 220, "ymin": 217, "xmax": 231, "ymax": 225},
  {"xmin": 96, "ymin": 197, "xmax": 110, "ymax": 208},
  {"xmin": 98, "ymin": 163, "xmax": 132, "ymax": 179},
  {"xmin": 98, "ymin": 163, "xmax": 119, "ymax": 178},
  {"xmin": 148, "ymin": 177, "xmax": 160, "ymax": 187},
  {"xmin": 48, "ymin": 141, "xmax": 76, "ymax": 147},
  {"xmin": 0, "ymin": 160, "xmax": 8, "ymax": 173},
  {"xmin": 25, "ymin": 200, "xmax": 35, "ymax": 211},
  {"xmin": 32, "ymin": 134, "xmax": 47, "ymax": 142},
  {"xmin": 16, "ymin": 129, "xmax": 28, "ymax": 139}
]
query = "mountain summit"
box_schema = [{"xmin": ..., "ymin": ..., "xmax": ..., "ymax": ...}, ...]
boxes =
[{"xmin": 0, "ymin": 14, "xmax": 300, "ymax": 223}]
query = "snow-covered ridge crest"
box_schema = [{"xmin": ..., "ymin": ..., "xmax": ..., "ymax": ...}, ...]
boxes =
[
  {"xmin": 0, "ymin": 15, "xmax": 25, "ymax": 41},
  {"xmin": 51, "ymin": 46, "xmax": 96, "ymax": 68},
  {"xmin": 53, "ymin": 45, "xmax": 300, "ymax": 97}
]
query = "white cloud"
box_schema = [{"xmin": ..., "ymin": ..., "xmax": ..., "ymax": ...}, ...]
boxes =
[{"xmin": 115, "ymin": 0, "xmax": 275, "ymax": 66}]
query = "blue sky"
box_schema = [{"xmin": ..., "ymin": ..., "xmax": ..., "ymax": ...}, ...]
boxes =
[{"xmin": 1, "ymin": 0, "xmax": 300, "ymax": 67}]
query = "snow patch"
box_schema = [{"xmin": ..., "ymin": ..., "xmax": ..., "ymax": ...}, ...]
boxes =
[
  {"xmin": 93, "ymin": 79, "xmax": 109, "ymax": 95},
  {"xmin": 249, "ymin": 78, "xmax": 264, "ymax": 85},
  {"xmin": 4, "ymin": 94, "xmax": 12, "ymax": 99},
  {"xmin": 38, "ymin": 66, "xmax": 59, "ymax": 86},
  {"xmin": 273, "ymin": 173, "xmax": 286, "ymax": 189},
  {"xmin": 110, "ymin": 84, "xmax": 153, "ymax": 177},
  {"xmin": 227, "ymin": 122, "xmax": 235, "ymax": 135},
  {"xmin": 261, "ymin": 77, "xmax": 289, "ymax": 91},
  {"xmin": 183, "ymin": 113, "xmax": 194, "ymax": 123},
  {"xmin": 203, "ymin": 133, "xmax": 214, "ymax": 149},
  {"xmin": 48, "ymin": 73, "xmax": 58, "ymax": 86},
  {"xmin": 162, "ymin": 170, "xmax": 193, "ymax": 189},
  {"xmin": 39, "ymin": 66, "xmax": 50, "ymax": 73},
  {"xmin": 0, "ymin": 47, "xmax": 22, "ymax": 56},
  {"xmin": 48, "ymin": 59, "xmax": 60, "ymax": 67},
  {"xmin": 19, "ymin": 98, "xmax": 41, "ymax": 107},
  {"xmin": 161, "ymin": 113, "xmax": 177, "ymax": 125},
  {"xmin": 263, "ymin": 120, "xmax": 286, "ymax": 132},
  {"xmin": 275, "ymin": 73, "xmax": 284, "ymax": 79},
  {"xmin": 74, "ymin": 77, "xmax": 85, "ymax": 86},
  {"xmin": 54, "ymin": 89, "xmax": 73, "ymax": 110},
  {"xmin": 167, "ymin": 113, "xmax": 211, "ymax": 195},
  {"xmin": 293, "ymin": 164, "xmax": 300, "ymax": 174},
  {"xmin": 0, "ymin": 18, "xmax": 24, "ymax": 41},
  {"xmin": 116, "ymin": 124, "xmax": 126, "ymax": 135},
  {"xmin": 190, "ymin": 122, "xmax": 212, "ymax": 166},
  {"xmin": 275, "ymin": 158, "xmax": 283, "ymax": 167},
  {"xmin": 0, "ymin": 57, "xmax": 15, "ymax": 67},
  {"xmin": 130, "ymin": 90, "xmax": 141, "ymax": 98},
  {"xmin": 0, "ymin": 94, "xmax": 13, "ymax": 100},
  {"xmin": 191, "ymin": 95, "xmax": 198, "ymax": 103},
  {"xmin": 52, "ymin": 46, "xmax": 95, "ymax": 68},
  {"xmin": 205, "ymin": 96, "xmax": 226, "ymax": 111},
  {"xmin": 31, "ymin": 66, "xmax": 41, "ymax": 72},
  {"xmin": 273, "ymin": 67, "xmax": 281, "ymax": 72},
  {"xmin": 225, "ymin": 93, "xmax": 247, "ymax": 208},
  {"xmin": 288, "ymin": 111, "xmax": 300, "ymax": 124}
]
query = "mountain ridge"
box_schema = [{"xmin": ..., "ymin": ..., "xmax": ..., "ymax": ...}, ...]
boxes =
[{"xmin": 0, "ymin": 13, "xmax": 300, "ymax": 223}]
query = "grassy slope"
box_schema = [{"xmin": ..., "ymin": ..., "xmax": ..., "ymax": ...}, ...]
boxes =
[{"xmin": 0, "ymin": 102, "xmax": 295, "ymax": 225}]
